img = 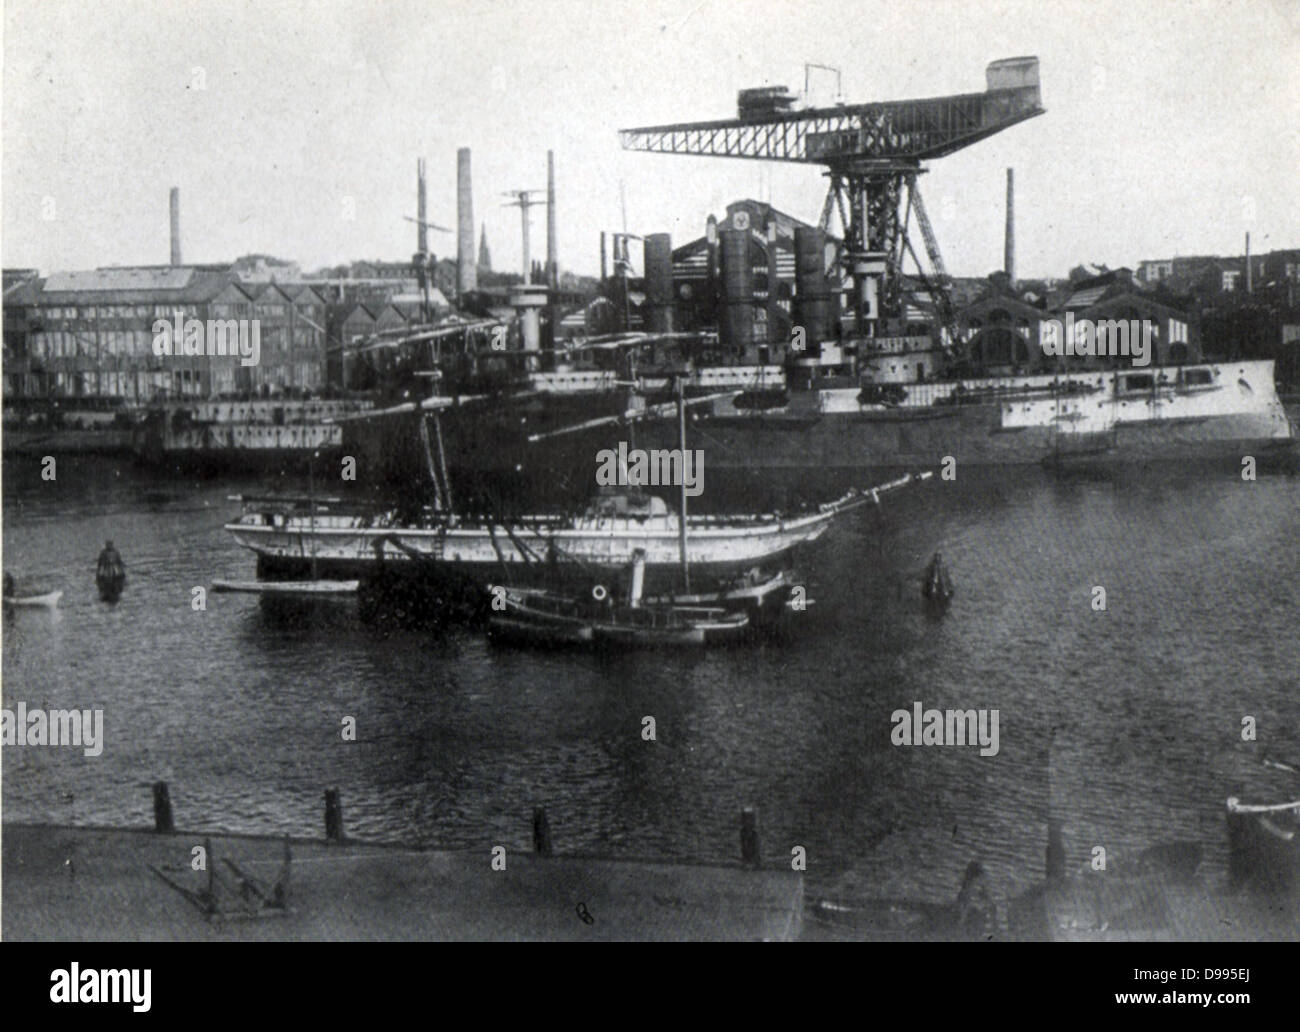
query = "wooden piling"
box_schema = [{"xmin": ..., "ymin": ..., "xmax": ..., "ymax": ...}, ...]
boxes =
[
  {"xmin": 152, "ymin": 781, "xmax": 174, "ymax": 833},
  {"xmin": 204, "ymin": 835, "xmax": 215, "ymax": 903},
  {"xmin": 740, "ymin": 807, "xmax": 761, "ymax": 868},
  {"xmin": 279, "ymin": 834, "xmax": 291, "ymax": 907},
  {"xmin": 1047, "ymin": 818, "xmax": 1065, "ymax": 882},
  {"xmin": 324, "ymin": 789, "xmax": 343, "ymax": 842},
  {"xmin": 532, "ymin": 807, "xmax": 553, "ymax": 857}
]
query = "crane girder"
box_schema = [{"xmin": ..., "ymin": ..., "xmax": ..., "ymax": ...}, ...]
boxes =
[
  {"xmin": 619, "ymin": 86, "xmax": 1042, "ymax": 165},
  {"xmin": 618, "ymin": 58, "xmax": 1042, "ymax": 337}
]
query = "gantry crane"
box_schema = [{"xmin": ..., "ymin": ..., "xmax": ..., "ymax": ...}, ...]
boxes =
[{"xmin": 619, "ymin": 57, "xmax": 1044, "ymax": 340}]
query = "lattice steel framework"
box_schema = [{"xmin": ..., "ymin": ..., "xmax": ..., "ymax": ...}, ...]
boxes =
[{"xmin": 620, "ymin": 61, "xmax": 1044, "ymax": 336}]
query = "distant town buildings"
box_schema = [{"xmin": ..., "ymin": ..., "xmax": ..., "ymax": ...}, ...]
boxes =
[
  {"xmin": 3, "ymin": 215, "xmax": 1296, "ymax": 403},
  {"xmin": 1138, "ymin": 249, "xmax": 1300, "ymax": 302}
]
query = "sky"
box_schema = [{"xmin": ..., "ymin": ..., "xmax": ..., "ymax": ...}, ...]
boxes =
[{"xmin": 3, "ymin": 0, "xmax": 1298, "ymax": 280}]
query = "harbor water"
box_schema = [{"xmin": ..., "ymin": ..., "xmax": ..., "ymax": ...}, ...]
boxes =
[{"xmin": 3, "ymin": 454, "xmax": 1298, "ymax": 908}]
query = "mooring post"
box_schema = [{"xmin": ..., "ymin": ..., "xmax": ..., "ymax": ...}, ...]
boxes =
[
  {"xmin": 324, "ymin": 788, "xmax": 343, "ymax": 842},
  {"xmin": 740, "ymin": 806, "xmax": 761, "ymax": 868},
  {"xmin": 532, "ymin": 807, "xmax": 553, "ymax": 857},
  {"xmin": 152, "ymin": 781, "xmax": 174, "ymax": 833},
  {"xmin": 204, "ymin": 835, "xmax": 215, "ymax": 904},
  {"xmin": 275, "ymin": 834, "xmax": 291, "ymax": 908},
  {"xmin": 1047, "ymin": 818, "xmax": 1065, "ymax": 882}
]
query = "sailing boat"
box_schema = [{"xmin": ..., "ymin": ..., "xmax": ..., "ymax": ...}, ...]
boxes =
[
  {"xmin": 488, "ymin": 379, "xmax": 757, "ymax": 648},
  {"xmin": 1227, "ymin": 756, "xmax": 1300, "ymax": 894},
  {"xmin": 488, "ymin": 550, "xmax": 752, "ymax": 648},
  {"xmin": 225, "ymin": 371, "xmax": 935, "ymax": 598}
]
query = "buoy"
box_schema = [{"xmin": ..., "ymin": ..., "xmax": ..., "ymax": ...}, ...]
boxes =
[
  {"xmin": 96, "ymin": 540, "xmax": 126, "ymax": 602},
  {"xmin": 922, "ymin": 551, "xmax": 953, "ymax": 606}
]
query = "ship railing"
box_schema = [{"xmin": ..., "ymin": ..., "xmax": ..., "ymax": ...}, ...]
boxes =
[{"xmin": 863, "ymin": 377, "xmax": 1111, "ymax": 411}]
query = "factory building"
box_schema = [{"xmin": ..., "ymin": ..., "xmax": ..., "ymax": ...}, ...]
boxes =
[
  {"xmin": 5, "ymin": 265, "xmax": 329, "ymax": 402},
  {"xmin": 638, "ymin": 199, "xmax": 1208, "ymax": 386}
]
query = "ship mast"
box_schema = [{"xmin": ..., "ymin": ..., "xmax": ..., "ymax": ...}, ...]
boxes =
[{"xmin": 677, "ymin": 376, "xmax": 690, "ymax": 592}]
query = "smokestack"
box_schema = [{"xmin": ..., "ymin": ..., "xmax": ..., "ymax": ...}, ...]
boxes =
[
  {"xmin": 600, "ymin": 231, "xmax": 607, "ymax": 281},
  {"xmin": 644, "ymin": 233, "xmax": 674, "ymax": 333},
  {"xmin": 519, "ymin": 201, "xmax": 532, "ymax": 282},
  {"xmin": 1004, "ymin": 168, "xmax": 1015, "ymax": 286},
  {"xmin": 766, "ymin": 218, "xmax": 780, "ymax": 344},
  {"xmin": 1245, "ymin": 232, "xmax": 1252, "ymax": 294},
  {"xmin": 706, "ymin": 215, "xmax": 720, "ymax": 320},
  {"xmin": 417, "ymin": 158, "xmax": 428, "ymax": 255},
  {"xmin": 169, "ymin": 187, "xmax": 181, "ymax": 266},
  {"xmin": 546, "ymin": 150, "xmax": 558, "ymax": 291},
  {"xmin": 457, "ymin": 148, "xmax": 476, "ymax": 296}
]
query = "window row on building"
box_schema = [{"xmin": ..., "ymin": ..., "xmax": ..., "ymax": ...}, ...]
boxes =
[{"xmin": 3, "ymin": 268, "xmax": 331, "ymax": 401}]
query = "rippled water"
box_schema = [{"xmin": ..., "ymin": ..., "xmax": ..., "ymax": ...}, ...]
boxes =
[{"xmin": 3, "ymin": 454, "xmax": 1298, "ymax": 906}]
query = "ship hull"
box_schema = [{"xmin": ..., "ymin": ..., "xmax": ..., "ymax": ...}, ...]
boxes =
[
  {"xmin": 133, "ymin": 398, "xmax": 369, "ymax": 476},
  {"xmin": 1227, "ymin": 807, "xmax": 1300, "ymax": 895},
  {"xmin": 344, "ymin": 361, "xmax": 1295, "ymax": 496},
  {"xmin": 228, "ymin": 511, "xmax": 831, "ymax": 595},
  {"xmin": 638, "ymin": 407, "xmax": 1293, "ymax": 469},
  {"xmin": 251, "ymin": 551, "xmax": 793, "ymax": 595},
  {"xmin": 134, "ymin": 444, "xmax": 347, "ymax": 476}
]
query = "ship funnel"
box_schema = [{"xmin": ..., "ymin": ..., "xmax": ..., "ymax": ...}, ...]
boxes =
[
  {"xmin": 794, "ymin": 226, "xmax": 830, "ymax": 343},
  {"xmin": 719, "ymin": 229, "xmax": 753, "ymax": 350},
  {"xmin": 627, "ymin": 549, "xmax": 647, "ymax": 607},
  {"xmin": 644, "ymin": 233, "xmax": 674, "ymax": 333}
]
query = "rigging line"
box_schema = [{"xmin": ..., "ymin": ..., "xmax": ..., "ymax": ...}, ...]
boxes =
[
  {"xmin": 517, "ymin": 513, "xmax": 608, "ymax": 579},
  {"xmin": 486, "ymin": 521, "xmax": 509, "ymax": 575},
  {"xmin": 485, "ymin": 493, "xmax": 522, "ymax": 574},
  {"xmin": 501, "ymin": 516, "xmax": 545, "ymax": 566}
]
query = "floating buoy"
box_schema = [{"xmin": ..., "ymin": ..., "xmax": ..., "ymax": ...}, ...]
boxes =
[
  {"xmin": 96, "ymin": 540, "xmax": 126, "ymax": 602},
  {"xmin": 922, "ymin": 551, "xmax": 953, "ymax": 607}
]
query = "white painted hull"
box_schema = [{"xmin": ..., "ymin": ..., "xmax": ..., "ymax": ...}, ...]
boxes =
[
  {"xmin": 3, "ymin": 590, "xmax": 62, "ymax": 609},
  {"xmin": 212, "ymin": 579, "xmax": 359, "ymax": 596},
  {"xmin": 225, "ymin": 510, "xmax": 833, "ymax": 580}
]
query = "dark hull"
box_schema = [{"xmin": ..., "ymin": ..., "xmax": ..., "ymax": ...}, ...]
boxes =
[
  {"xmin": 1227, "ymin": 808, "xmax": 1300, "ymax": 894},
  {"xmin": 252, "ymin": 550, "xmax": 794, "ymax": 599},
  {"xmin": 134, "ymin": 445, "xmax": 346, "ymax": 476},
  {"xmin": 345, "ymin": 391, "xmax": 1296, "ymax": 508},
  {"xmin": 2, "ymin": 428, "xmax": 133, "ymax": 455}
]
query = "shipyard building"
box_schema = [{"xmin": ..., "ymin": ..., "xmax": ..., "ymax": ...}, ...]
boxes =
[{"xmin": 2, "ymin": 268, "xmax": 329, "ymax": 401}]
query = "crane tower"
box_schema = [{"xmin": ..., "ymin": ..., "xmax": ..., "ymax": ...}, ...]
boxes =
[{"xmin": 619, "ymin": 57, "xmax": 1043, "ymax": 339}]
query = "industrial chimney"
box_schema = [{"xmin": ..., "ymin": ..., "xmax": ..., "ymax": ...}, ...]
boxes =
[
  {"xmin": 644, "ymin": 233, "xmax": 674, "ymax": 333},
  {"xmin": 457, "ymin": 148, "xmax": 477, "ymax": 296},
  {"xmin": 546, "ymin": 150, "xmax": 558, "ymax": 291},
  {"xmin": 417, "ymin": 158, "xmax": 428, "ymax": 255},
  {"xmin": 169, "ymin": 187, "xmax": 182, "ymax": 266},
  {"xmin": 1004, "ymin": 168, "xmax": 1015, "ymax": 286}
]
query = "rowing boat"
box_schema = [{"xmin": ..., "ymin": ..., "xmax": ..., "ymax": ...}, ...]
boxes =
[
  {"xmin": 487, "ymin": 586, "xmax": 750, "ymax": 648},
  {"xmin": 212, "ymin": 579, "xmax": 359, "ymax": 596},
  {"xmin": 1226, "ymin": 795, "xmax": 1300, "ymax": 894},
  {"xmin": 2, "ymin": 590, "xmax": 62, "ymax": 609}
]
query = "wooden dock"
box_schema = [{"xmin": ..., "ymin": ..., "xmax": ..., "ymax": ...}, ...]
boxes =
[
  {"xmin": 5, "ymin": 787, "xmax": 1293, "ymax": 941},
  {"xmin": 1, "ymin": 822, "xmax": 803, "ymax": 942}
]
